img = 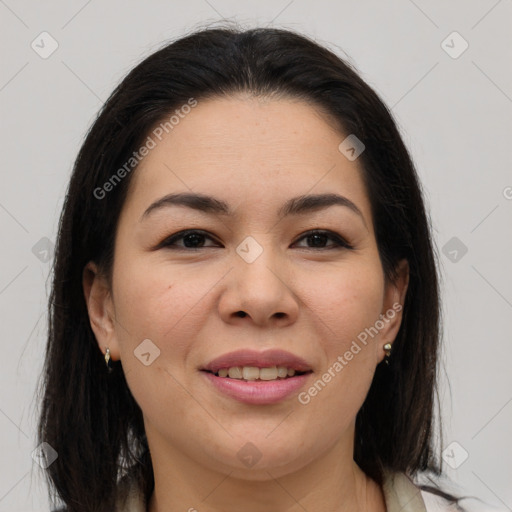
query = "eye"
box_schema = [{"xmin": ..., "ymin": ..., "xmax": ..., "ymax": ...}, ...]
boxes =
[
  {"xmin": 292, "ymin": 230, "xmax": 353, "ymax": 250},
  {"xmin": 156, "ymin": 229, "xmax": 353, "ymax": 251},
  {"xmin": 157, "ymin": 229, "xmax": 221, "ymax": 250}
]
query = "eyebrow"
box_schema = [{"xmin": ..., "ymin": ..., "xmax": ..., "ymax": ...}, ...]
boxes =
[{"xmin": 140, "ymin": 192, "xmax": 367, "ymax": 227}]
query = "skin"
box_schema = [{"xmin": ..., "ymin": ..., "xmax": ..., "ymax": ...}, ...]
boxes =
[{"xmin": 83, "ymin": 94, "xmax": 409, "ymax": 512}]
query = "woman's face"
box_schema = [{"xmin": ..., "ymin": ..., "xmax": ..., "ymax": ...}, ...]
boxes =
[{"xmin": 85, "ymin": 95, "xmax": 408, "ymax": 479}]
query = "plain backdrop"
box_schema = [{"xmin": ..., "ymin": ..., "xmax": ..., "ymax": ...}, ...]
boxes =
[{"xmin": 1, "ymin": 1, "xmax": 511, "ymax": 510}]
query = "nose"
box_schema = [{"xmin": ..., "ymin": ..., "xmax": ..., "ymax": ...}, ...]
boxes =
[{"xmin": 218, "ymin": 240, "xmax": 300, "ymax": 328}]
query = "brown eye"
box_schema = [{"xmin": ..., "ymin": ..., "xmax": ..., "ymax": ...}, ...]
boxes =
[
  {"xmin": 293, "ymin": 230, "xmax": 353, "ymax": 250},
  {"xmin": 158, "ymin": 230, "xmax": 221, "ymax": 250}
]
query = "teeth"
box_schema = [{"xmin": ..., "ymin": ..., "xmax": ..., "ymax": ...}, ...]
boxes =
[
  {"xmin": 243, "ymin": 366, "xmax": 261, "ymax": 380},
  {"xmin": 215, "ymin": 366, "xmax": 297, "ymax": 380},
  {"xmin": 228, "ymin": 367, "xmax": 243, "ymax": 379},
  {"xmin": 277, "ymin": 367, "xmax": 288, "ymax": 378}
]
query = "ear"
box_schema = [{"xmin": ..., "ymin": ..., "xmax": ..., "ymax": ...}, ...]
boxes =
[
  {"xmin": 82, "ymin": 261, "xmax": 121, "ymax": 361},
  {"xmin": 376, "ymin": 259, "xmax": 409, "ymax": 363}
]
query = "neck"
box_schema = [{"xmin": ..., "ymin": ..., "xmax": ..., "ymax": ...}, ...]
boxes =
[{"xmin": 146, "ymin": 427, "xmax": 386, "ymax": 512}]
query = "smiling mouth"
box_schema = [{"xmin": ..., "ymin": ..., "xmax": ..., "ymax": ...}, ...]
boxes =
[{"xmin": 202, "ymin": 366, "xmax": 312, "ymax": 381}]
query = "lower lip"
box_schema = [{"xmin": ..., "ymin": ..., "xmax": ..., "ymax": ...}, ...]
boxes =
[{"xmin": 201, "ymin": 371, "xmax": 311, "ymax": 405}]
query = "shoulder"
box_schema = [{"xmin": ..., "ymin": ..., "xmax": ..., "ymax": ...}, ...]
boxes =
[
  {"xmin": 419, "ymin": 488, "xmax": 463, "ymax": 511},
  {"xmin": 420, "ymin": 487, "xmax": 510, "ymax": 512},
  {"xmin": 382, "ymin": 469, "xmax": 508, "ymax": 512},
  {"xmin": 414, "ymin": 471, "xmax": 509, "ymax": 512}
]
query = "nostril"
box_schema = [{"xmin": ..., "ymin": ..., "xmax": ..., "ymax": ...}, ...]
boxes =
[{"xmin": 236, "ymin": 311, "xmax": 247, "ymax": 317}]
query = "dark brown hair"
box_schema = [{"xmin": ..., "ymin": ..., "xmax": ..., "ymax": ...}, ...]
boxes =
[{"xmin": 37, "ymin": 22, "xmax": 460, "ymax": 511}]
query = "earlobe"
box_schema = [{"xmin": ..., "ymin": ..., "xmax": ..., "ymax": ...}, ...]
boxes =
[{"xmin": 82, "ymin": 262, "xmax": 121, "ymax": 361}]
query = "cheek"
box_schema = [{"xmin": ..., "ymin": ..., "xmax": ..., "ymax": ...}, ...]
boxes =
[
  {"xmin": 111, "ymin": 253, "xmax": 223, "ymax": 355},
  {"xmin": 110, "ymin": 256, "xmax": 207, "ymax": 408},
  {"xmin": 296, "ymin": 261, "xmax": 384, "ymax": 409},
  {"xmin": 111, "ymin": 262, "xmax": 167, "ymax": 340},
  {"xmin": 300, "ymin": 261, "xmax": 384, "ymax": 344}
]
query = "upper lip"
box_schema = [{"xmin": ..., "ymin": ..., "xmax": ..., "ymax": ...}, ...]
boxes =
[{"xmin": 201, "ymin": 349, "xmax": 313, "ymax": 373}]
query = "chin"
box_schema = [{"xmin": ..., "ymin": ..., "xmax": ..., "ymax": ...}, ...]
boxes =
[{"xmin": 213, "ymin": 436, "xmax": 315, "ymax": 478}]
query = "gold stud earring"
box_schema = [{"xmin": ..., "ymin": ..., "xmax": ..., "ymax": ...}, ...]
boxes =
[
  {"xmin": 104, "ymin": 347, "xmax": 112, "ymax": 372},
  {"xmin": 383, "ymin": 343, "xmax": 392, "ymax": 365}
]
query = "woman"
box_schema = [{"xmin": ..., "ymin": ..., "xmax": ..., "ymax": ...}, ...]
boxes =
[{"xmin": 38, "ymin": 24, "xmax": 481, "ymax": 511}]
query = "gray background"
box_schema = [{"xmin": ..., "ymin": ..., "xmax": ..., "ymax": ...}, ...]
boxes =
[{"xmin": 1, "ymin": 0, "xmax": 511, "ymax": 510}]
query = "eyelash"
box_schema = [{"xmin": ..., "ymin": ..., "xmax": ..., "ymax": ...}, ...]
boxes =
[{"xmin": 157, "ymin": 229, "xmax": 353, "ymax": 251}]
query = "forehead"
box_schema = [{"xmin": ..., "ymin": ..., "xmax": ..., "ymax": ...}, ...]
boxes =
[
  {"xmin": 123, "ymin": 95, "xmax": 371, "ymax": 224},
  {"xmin": 143, "ymin": 94, "xmax": 346, "ymax": 166}
]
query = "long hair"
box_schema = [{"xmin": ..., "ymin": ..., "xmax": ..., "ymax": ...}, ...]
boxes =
[{"xmin": 37, "ymin": 23, "xmax": 456, "ymax": 510}]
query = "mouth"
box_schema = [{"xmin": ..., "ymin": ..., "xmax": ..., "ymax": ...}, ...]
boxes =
[
  {"xmin": 201, "ymin": 366, "xmax": 312, "ymax": 381},
  {"xmin": 199, "ymin": 349, "xmax": 314, "ymax": 404},
  {"xmin": 200, "ymin": 348, "xmax": 313, "ymax": 375},
  {"xmin": 200, "ymin": 369, "xmax": 313, "ymax": 405}
]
